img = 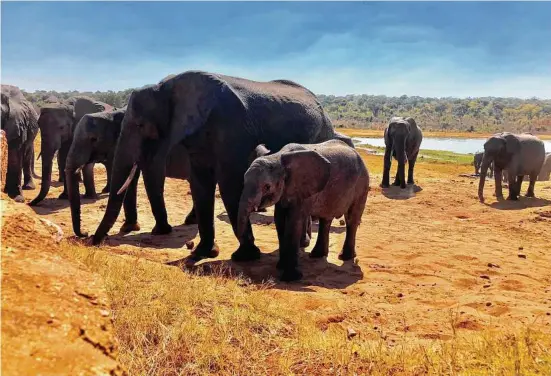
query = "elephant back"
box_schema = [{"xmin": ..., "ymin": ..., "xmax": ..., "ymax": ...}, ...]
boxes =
[
  {"xmin": 70, "ymin": 96, "xmax": 114, "ymax": 125},
  {"xmin": 1, "ymin": 85, "xmax": 38, "ymax": 144}
]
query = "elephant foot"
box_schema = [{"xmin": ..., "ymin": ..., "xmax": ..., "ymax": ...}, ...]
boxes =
[
  {"xmin": 309, "ymin": 245, "xmax": 328, "ymax": 259},
  {"xmin": 276, "ymin": 257, "xmax": 285, "ymax": 270},
  {"xmin": 526, "ymin": 191, "xmax": 535, "ymax": 198},
  {"xmin": 58, "ymin": 191, "xmax": 68, "ymax": 200},
  {"xmin": 506, "ymin": 195, "xmax": 519, "ymax": 201},
  {"xmin": 12, "ymin": 194, "xmax": 25, "ymax": 203},
  {"xmin": 92, "ymin": 233, "xmax": 105, "ymax": 246},
  {"xmin": 280, "ymin": 267, "xmax": 303, "ymax": 282},
  {"xmin": 82, "ymin": 192, "xmax": 99, "ymax": 200},
  {"xmin": 22, "ymin": 181, "xmax": 35, "ymax": 190},
  {"xmin": 120, "ymin": 221, "xmax": 141, "ymax": 233},
  {"xmin": 400, "ymin": 184, "xmax": 407, "ymax": 189},
  {"xmin": 101, "ymin": 186, "xmax": 110, "ymax": 194},
  {"xmin": 300, "ymin": 233, "xmax": 311, "ymax": 248},
  {"xmin": 231, "ymin": 243, "xmax": 261, "ymax": 262},
  {"xmin": 183, "ymin": 211, "xmax": 197, "ymax": 225},
  {"xmin": 186, "ymin": 242, "xmax": 220, "ymax": 265},
  {"xmin": 391, "ymin": 180, "xmax": 400, "ymax": 187},
  {"xmin": 338, "ymin": 247, "xmax": 356, "ymax": 261},
  {"xmin": 380, "ymin": 182, "xmax": 390, "ymax": 189},
  {"xmin": 496, "ymin": 194, "xmax": 504, "ymax": 201},
  {"xmin": 151, "ymin": 222, "xmax": 173, "ymax": 235},
  {"xmin": 407, "ymin": 180, "xmax": 415, "ymax": 185}
]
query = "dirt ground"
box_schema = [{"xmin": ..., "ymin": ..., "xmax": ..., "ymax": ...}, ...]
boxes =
[{"xmin": 18, "ymin": 144, "xmax": 551, "ymax": 344}]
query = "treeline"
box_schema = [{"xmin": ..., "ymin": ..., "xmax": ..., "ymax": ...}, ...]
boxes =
[{"xmin": 21, "ymin": 89, "xmax": 551, "ymax": 134}]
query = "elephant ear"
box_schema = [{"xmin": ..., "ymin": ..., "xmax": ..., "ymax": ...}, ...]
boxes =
[
  {"xmin": 334, "ymin": 132, "xmax": 355, "ymax": 148},
  {"xmin": 404, "ymin": 117, "xmax": 417, "ymax": 130},
  {"xmin": 281, "ymin": 150, "xmax": 331, "ymax": 200},
  {"xmin": 112, "ymin": 109, "xmax": 126, "ymax": 125},
  {"xmin": 248, "ymin": 144, "xmax": 271, "ymax": 166},
  {"xmin": 503, "ymin": 133, "xmax": 521, "ymax": 154}
]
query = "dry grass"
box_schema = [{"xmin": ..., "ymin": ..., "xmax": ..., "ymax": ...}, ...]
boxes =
[{"xmin": 62, "ymin": 243, "xmax": 551, "ymax": 376}]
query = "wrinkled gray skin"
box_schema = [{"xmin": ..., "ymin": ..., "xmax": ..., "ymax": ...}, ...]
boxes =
[
  {"xmin": 92, "ymin": 71, "xmax": 336, "ymax": 267},
  {"xmin": 478, "ymin": 133, "xmax": 545, "ymax": 202},
  {"xmin": 537, "ymin": 153, "xmax": 551, "ymax": 181},
  {"xmin": 473, "ymin": 151, "xmax": 494, "ymax": 177},
  {"xmin": 237, "ymin": 139, "xmax": 369, "ymax": 281},
  {"xmin": 381, "ymin": 117, "xmax": 423, "ymax": 188},
  {"xmin": 29, "ymin": 97, "xmax": 112, "ymax": 206},
  {"xmin": 1, "ymin": 85, "xmax": 39, "ymax": 202},
  {"xmin": 65, "ymin": 107, "xmax": 196, "ymax": 237}
]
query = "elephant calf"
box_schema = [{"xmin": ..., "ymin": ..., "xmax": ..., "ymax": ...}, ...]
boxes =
[
  {"xmin": 237, "ymin": 139, "xmax": 370, "ymax": 282},
  {"xmin": 473, "ymin": 151, "xmax": 493, "ymax": 177},
  {"xmin": 537, "ymin": 153, "xmax": 551, "ymax": 181},
  {"xmin": 65, "ymin": 108, "xmax": 196, "ymax": 237}
]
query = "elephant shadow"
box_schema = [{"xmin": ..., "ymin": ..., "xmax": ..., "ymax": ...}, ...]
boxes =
[
  {"xmin": 216, "ymin": 212, "xmax": 346, "ymax": 234},
  {"xmin": 166, "ymin": 249, "xmax": 364, "ymax": 292},
  {"xmin": 102, "ymin": 223, "xmax": 199, "ymax": 249},
  {"xmin": 380, "ymin": 184, "xmax": 422, "ymax": 200},
  {"xmin": 488, "ymin": 196, "xmax": 551, "ymax": 210}
]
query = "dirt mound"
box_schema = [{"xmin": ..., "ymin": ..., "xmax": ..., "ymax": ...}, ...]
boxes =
[{"xmin": 1, "ymin": 198, "xmax": 126, "ymax": 376}]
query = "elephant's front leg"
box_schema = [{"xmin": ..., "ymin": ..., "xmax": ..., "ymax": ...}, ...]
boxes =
[
  {"xmin": 526, "ymin": 173, "xmax": 537, "ymax": 197},
  {"xmin": 407, "ymin": 153, "xmax": 419, "ymax": 185},
  {"xmin": 310, "ymin": 217, "xmax": 332, "ymax": 259},
  {"xmin": 120, "ymin": 168, "xmax": 141, "ymax": 233},
  {"xmin": 5, "ymin": 145, "xmax": 24, "ymax": 202},
  {"xmin": 507, "ymin": 175, "xmax": 519, "ymax": 200},
  {"xmin": 274, "ymin": 203, "xmax": 287, "ymax": 270},
  {"xmin": 142, "ymin": 160, "xmax": 172, "ymax": 235},
  {"xmin": 218, "ymin": 168, "xmax": 261, "ymax": 262},
  {"xmin": 183, "ymin": 205, "xmax": 197, "ymax": 225},
  {"xmin": 187, "ymin": 157, "xmax": 218, "ymax": 260},
  {"xmin": 82, "ymin": 163, "xmax": 98, "ymax": 199},
  {"xmin": 494, "ymin": 168, "xmax": 504, "ymax": 200},
  {"xmin": 58, "ymin": 144, "xmax": 70, "ymax": 199},
  {"xmin": 300, "ymin": 216, "xmax": 311, "ymax": 248},
  {"xmin": 279, "ymin": 206, "xmax": 304, "ymax": 281},
  {"xmin": 381, "ymin": 146, "xmax": 392, "ymax": 188}
]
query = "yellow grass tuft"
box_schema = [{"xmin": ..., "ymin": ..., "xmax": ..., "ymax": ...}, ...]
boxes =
[{"xmin": 62, "ymin": 242, "xmax": 551, "ymax": 376}]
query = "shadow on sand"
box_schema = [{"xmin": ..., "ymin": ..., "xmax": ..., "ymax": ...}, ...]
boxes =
[
  {"xmin": 28, "ymin": 193, "xmax": 106, "ymax": 215},
  {"xmin": 381, "ymin": 184, "xmax": 422, "ymax": 200},
  {"xmin": 166, "ymin": 248, "xmax": 364, "ymax": 292},
  {"xmin": 488, "ymin": 196, "xmax": 551, "ymax": 211},
  {"xmin": 99, "ymin": 223, "xmax": 199, "ymax": 249}
]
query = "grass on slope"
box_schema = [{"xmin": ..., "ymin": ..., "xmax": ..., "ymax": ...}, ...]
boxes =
[{"xmin": 63, "ymin": 242, "xmax": 551, "ymax": 376}]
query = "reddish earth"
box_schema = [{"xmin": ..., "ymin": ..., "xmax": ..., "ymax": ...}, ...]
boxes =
[{"xmin": 2, "ymin": 139, "xmax": 551, "ymax": 373}]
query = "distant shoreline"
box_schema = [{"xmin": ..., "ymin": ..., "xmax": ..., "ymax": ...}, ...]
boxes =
[{"xmin": 339, "ymin": 128, "xmax": 551, "ymax": 140}]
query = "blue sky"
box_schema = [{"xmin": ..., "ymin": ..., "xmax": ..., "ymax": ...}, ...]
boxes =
[{"xmin": 2, "ymin": 2, "xmax": 551, "ymax": 98}]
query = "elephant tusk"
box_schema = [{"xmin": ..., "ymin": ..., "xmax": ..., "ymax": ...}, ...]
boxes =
[
  {"xmin": 74, "ymin": 165, "xmax": 85, "ymax": 175},
  {"xmin": 117, "ymin": 164, "xmax": 138, "ymax": 195}
]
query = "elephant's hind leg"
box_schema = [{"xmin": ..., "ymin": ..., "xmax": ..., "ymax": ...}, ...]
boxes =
[
  {"xmin": 22, "ymin": 142, "xmax": 35, "ymax": 190},
  {"xmin": 526, "ymin": 173, "xmax": 537, "ymax": 197},
  {"xmin": 340, "ymin": 193, "xmax": 367, "ymax": 261},
  {"xmin": 5, "ymin": 146, "xmax": 25, "ymax": 202},
  {"xmin": 407, "ymin": 153, "xmax": 419, "ymax": 185},
  {"xmin": 82, "ymin": 164, "xmax": 99, "ymax": 199},
  {"xmin": 183, "ymin": 205, "xmax": 197, "ymax": 225}
]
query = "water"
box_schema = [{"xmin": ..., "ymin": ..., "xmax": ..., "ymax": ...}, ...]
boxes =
[{"xmin": 354, "ymin": 137, "xmax": 551, "ymax": 154}]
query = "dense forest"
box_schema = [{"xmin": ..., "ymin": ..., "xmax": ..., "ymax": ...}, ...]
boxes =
[{"xmin": 22, "ymin": 89, "xmax": 551, "ymax": 134}]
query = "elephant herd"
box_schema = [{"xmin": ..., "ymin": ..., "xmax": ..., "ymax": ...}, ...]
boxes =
[{"xmin": 1, "ymin": 72, "xmax": 550, "ymax": 281}]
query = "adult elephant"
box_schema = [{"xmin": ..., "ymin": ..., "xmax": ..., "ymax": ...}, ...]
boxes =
[
  {"xmin": 1, "ymin": 85, "xmax": 39, "ymax": 202},
  {"xmin": 478, "ymin": 132, "xmax": 545, "ymax": 203},
  {"xmin": 92, "ymin": 71, "xmax": 336, "ymax": 265},
  {"xmin": 65, "ymin": 107, "xmax": 196, "ymax": 237},
  {"xmin": 537, "ymin": 153, "xmax": 551, "ymax": 181},
  {"xmin": 29, "ymin": 97, "xmax": 112, "ymax": 206},
  {"xmin": 381, "ymin": 117, "xmax": 423, "ymax": 189}
]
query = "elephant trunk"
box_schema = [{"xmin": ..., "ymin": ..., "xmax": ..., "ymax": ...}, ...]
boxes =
[
  {"xmin": 29, "ymin": 148, "xmax": 54, "ymax": 206},
  {"xmin": 393, "ymin": 139, "xmax": 407, "ymax": 188},
  {"xmin": 236, "ymin": 185, "xmax": 261, "ymax": 242},
  {"xmin": 65, "ymin": 144, "xmax": 92, "ymax": 237},
  {"xmin": 478, "ymin": 155, "xmax": 492, "ymax": 202},
  {"xmin": 93, "ymin": 133, "xmax": 141, "ymax": 245}
]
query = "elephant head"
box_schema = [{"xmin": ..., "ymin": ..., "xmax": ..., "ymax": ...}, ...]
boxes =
[
  {"xmin": 65, "ymin": 109, "xmax": 125, "ymax": 237},
  {"xmin": 1, "ymin": 93, "xmax": 9, "ymax": 126},
  {"xmin": 29, "ymin": 104, "xmax": 74, "ymax": 205},
  {"xmin": 236, "ymin": 149, "xmax": 330, "ymax": 240},
  {"xmin": 478, "ymin": 132, "xmax": 520, "ymax": 202},
  {"xmin": 93, "ymin": 73, "xmax": 221, "ymax": 243}
]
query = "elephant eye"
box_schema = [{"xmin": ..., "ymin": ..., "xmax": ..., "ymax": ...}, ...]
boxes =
[{"xmin": 263, "ymin": 183, "xmax": 271, "ymax": 192}]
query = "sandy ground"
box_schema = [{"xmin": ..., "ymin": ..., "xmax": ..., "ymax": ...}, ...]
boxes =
[{"xmin": 16, "ymin": 145, "xmax": 551, "ymax": 343}]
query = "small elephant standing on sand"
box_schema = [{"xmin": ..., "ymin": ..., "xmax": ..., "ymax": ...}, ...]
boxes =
[
  {"xmin": 236, "ymin": 139, "xmax": 369, "ymax": 281},
  {"xmin": 473, "ymin": 151, "xmax": 493, "ymax": 177},
  {"xmin": 478, "ymin": 132, "xmax": 545, "ymax": 202},
  {"xmin": 64, "ymin": 107, "xmax": 197, "ymax": 237},
  {"xmin": 1, "ymin": 85, "xmax": 39, "ymax": 202},
  {"xmin": 537, "ymin": 153, "xmax": 551, "ymax": 181},
  {"xmin": 381, "ymin": 117, "xmax": 423, "ymax": 189}
]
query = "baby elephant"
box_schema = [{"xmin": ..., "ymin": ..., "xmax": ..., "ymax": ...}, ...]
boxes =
[{"xmin": 237, "ymin": 139, "xmax": 370, "ymax": 282}]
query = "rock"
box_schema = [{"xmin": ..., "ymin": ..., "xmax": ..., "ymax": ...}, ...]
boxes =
[
  {"xmin": 480, "ymin": 275, "xmax": 490, "ymax": 280},
  {"xmin": 486, "ymin": 302, "xmax": 492, "ymax": 307},
  {"xmin": 347, "ymin": 327, "xmax": 358, "ymax": 339},
  {"xmin": 397, "ymin": 293, "xmax": 404, "ymax": 298},
  {"xmin": 185, "ymin": 241, "xmax": 194, "ymax": 250},
  {"xmin": 518, "ymin": 254, "xmax": 527, "ymax": 259},
  {"xmin": 487, "ymin": 263, "xmax": 500, "ymax": 268},
  {"xmin": 339, "ymin": 219, "xmax": 345, "ymax": 226}
]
